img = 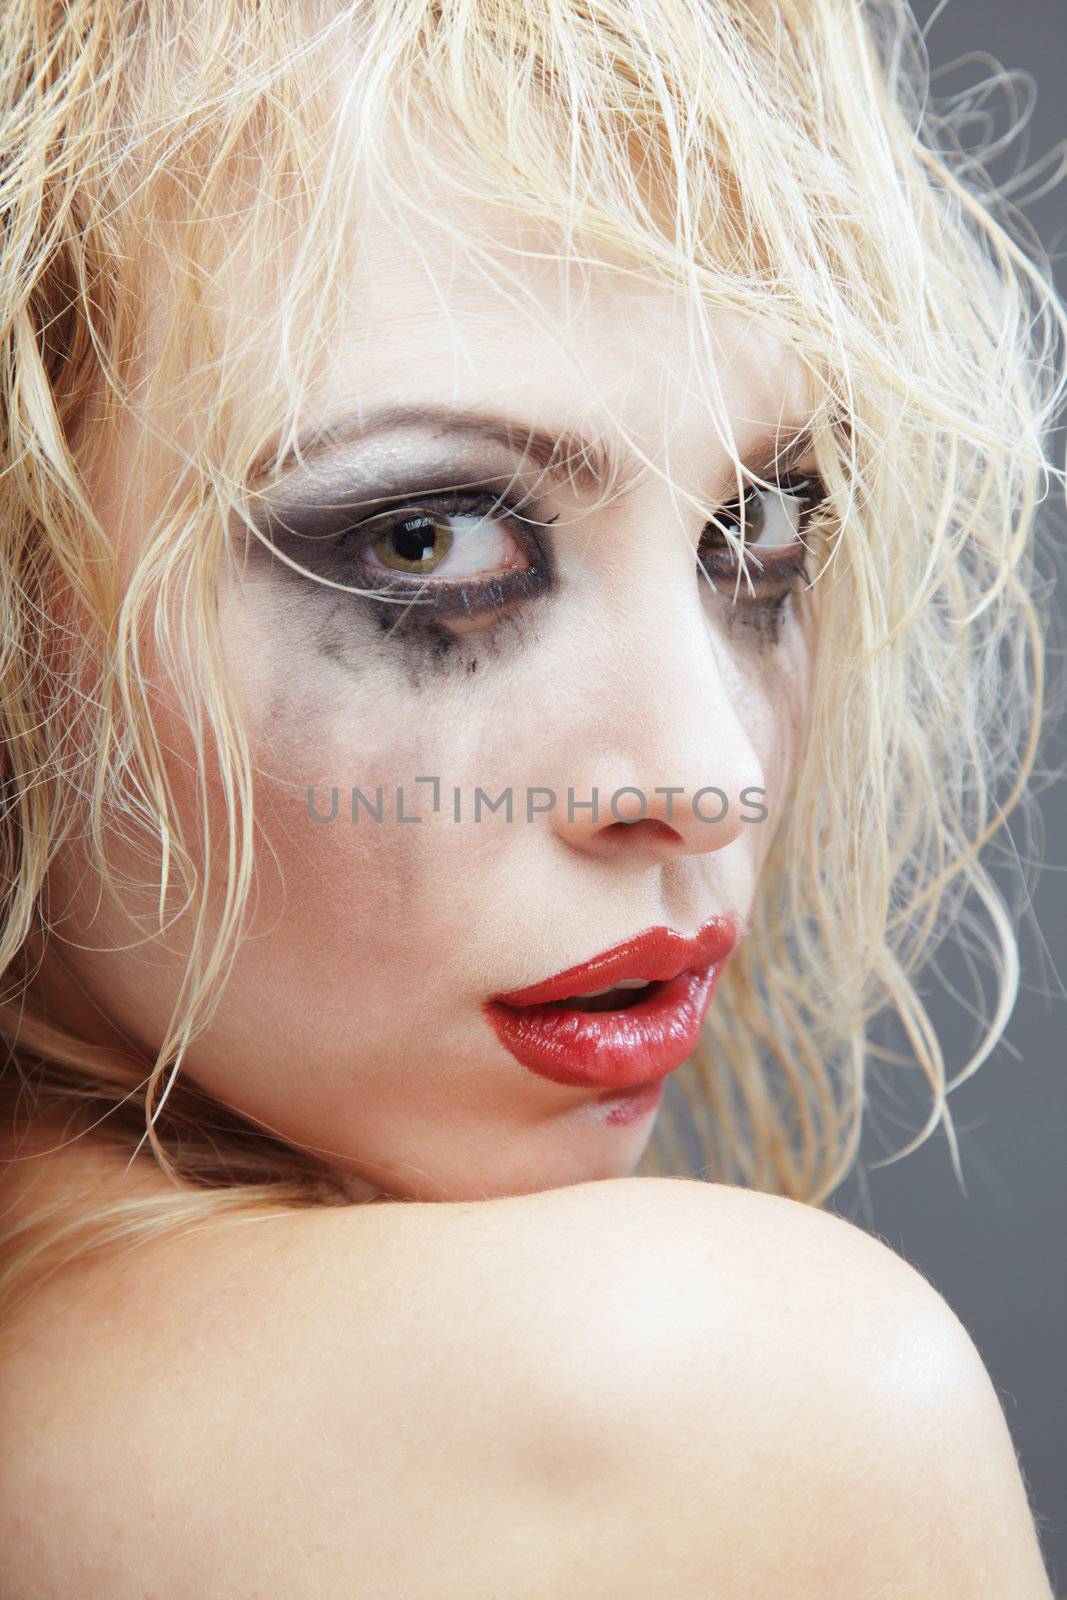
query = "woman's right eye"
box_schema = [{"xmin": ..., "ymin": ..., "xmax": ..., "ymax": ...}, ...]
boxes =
[
  {"xmin": 358, "ymin": 498, "xmax": 535, "ymax": 583},
  {"xmin": 296, "ymin": 488, "xmax": 562, "ymax": 626}
]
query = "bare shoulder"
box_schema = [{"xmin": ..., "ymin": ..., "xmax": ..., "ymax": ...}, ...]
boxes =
[
  {"xmin": 511, "ymin": 1175, "xmax": 1053, "ymax": 1599},
  {"xmin": 0, "ymin": 1166, "xmax": 1052, "ymax": 1598}
]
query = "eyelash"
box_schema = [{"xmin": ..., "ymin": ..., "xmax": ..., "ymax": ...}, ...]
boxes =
[{"xmin": 331, "ymin": 473, "xmax": 830, "ymax": 617}]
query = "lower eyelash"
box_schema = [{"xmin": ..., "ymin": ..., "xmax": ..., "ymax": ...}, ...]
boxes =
[
  {"xmin": 701, "ymin": 542, "xmax": 811, "ymax": 601},
  {"xmin": 368, "ymin": 561, "xmax": 553, "ymax": 622}
]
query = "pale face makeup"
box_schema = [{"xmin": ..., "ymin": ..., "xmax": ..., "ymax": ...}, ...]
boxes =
[{"xmin": 28, "ymin": 163, "xmax": 821, "ymax": 1203}]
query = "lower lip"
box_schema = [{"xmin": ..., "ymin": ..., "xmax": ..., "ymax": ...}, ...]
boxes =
[{"xmin": 483, "ymin": 962, "xmax": 726, "ymax": 1091}]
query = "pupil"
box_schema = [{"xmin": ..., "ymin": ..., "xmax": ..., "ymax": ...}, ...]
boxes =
[
  {"xmin": 705, "ymin": 488, "xmax": 765, "ymax": 548},
  {"xmin": 393, "ymin": 517, "xmax": 437, "ymax": 564}
]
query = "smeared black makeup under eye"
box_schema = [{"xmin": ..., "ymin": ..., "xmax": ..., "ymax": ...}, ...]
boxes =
[{"xmin": 247, "ymin": 464, "xmax": 827, "ymax": 669}]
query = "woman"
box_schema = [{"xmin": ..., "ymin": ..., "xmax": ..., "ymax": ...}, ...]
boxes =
[{"xmin": 0, "ymin": 0, "xmax": 1061, "ymax": 1592}]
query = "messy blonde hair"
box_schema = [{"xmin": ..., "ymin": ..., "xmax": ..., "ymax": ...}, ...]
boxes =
[{"xmin": 1, "ymin": 0, "xmax": 1065, "ymax": 1317}]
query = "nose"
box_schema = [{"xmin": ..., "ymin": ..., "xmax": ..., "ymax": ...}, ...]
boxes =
[{"xmin": 548, "ymin": 607, "xmax": 767, "ymax": 867}]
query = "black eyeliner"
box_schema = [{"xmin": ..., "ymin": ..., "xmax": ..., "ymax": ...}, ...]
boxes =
[{"xmin": 247, "ymin": 482, "xmax": 558, "ymax": 611}]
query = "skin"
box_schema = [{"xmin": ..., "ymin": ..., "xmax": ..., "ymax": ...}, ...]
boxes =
[
  {"xmin": 20, "ymin": 172, "xmax": 824, "ymax": 1205},
  {"xmin": 0, "ymin": 1173, "xmax": 1054, "ymax": 1597},
  {"xmin": 0, "ymin": 78, "xmax": 1053, "ymax": 1600}
]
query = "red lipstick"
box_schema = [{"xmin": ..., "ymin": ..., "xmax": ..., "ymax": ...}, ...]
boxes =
[{"xmin": 484, "ymin": 918, "xmax": 739, "ymax": 1091}]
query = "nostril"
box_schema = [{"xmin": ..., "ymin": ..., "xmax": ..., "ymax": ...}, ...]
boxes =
[{"xmin": 603, "ymin": 818, "xmax": 682, "ymax": 844}]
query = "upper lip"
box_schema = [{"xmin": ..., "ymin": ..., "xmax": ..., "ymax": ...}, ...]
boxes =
[{"xmin": 490, "ymin": 916, "xmax": 740, "ymax": 1008}]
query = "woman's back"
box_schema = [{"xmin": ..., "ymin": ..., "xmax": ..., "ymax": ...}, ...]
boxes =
[{"xmin": 0, "ymin": 1139, "xmax": 1053, "ymax": 1599}]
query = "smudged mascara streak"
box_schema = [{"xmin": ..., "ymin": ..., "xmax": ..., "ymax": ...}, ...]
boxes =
[{"xmin": 711, "ymin": 548, "xmax": 812, "ymax": 649}]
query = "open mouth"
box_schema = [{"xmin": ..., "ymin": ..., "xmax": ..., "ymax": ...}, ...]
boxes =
[
  {"xmin": 530, "ymin": 978, "xmax": 659, "ymax": 1014},
  {"xmin": 484, "ymin": 962, "xmax": 727, "ymax": 1090},
  {"xmin": 483, "ymin": 918, "xmax": 740, "ymax": 1092}
]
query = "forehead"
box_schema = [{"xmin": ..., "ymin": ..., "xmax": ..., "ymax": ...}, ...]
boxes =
[
  {"xmin": 215, "ymin": 187, "xmax": 814, "ymax": 502},
  {"xmin": 334, "ymin": 192, "xmax": 806, "ymax": 436},
  {"xmin": 299, "ymin": 53, "xmax": 811, "ymax": 443},
  {"xmin": 108, "ymin": 84, "xmax": 814, "ymax": 556}
]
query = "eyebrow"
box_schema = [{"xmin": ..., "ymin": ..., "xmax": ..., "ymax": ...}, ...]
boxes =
[{"xmin": 250, "ymin": 402, "xmax": 818, "ymax": 500}]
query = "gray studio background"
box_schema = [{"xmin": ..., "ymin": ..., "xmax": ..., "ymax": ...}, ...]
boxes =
[{"xmin": 827, "ymin": 0, "xmax": 1064, "ymax": 1583}]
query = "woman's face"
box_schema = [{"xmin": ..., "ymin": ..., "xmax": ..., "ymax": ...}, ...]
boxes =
[{"xmin": 35, "ymin": 174, "xmax": 819, "ymax": 1202}]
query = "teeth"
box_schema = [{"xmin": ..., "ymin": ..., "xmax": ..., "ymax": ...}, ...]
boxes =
[{"xmin": 571, "ymin": 978, "xmax": 653, "ymax": 999}]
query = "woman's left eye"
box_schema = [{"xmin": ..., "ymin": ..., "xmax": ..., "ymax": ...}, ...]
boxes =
[
  {"xmin": 696, "ymin": 471, "xmax": 829, "ymax": 606},
  {"xmin": 700, "ymin": 472, "xmax": 827, "ymax": 554}
]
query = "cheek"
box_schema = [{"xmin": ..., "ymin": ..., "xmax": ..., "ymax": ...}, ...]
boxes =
[
  {"xmin": 718, "ymin": 604, "xmax": 812, "ymax": 855},
  {"xmin": 204, "ymin": 578, "xmax": 517, "ymax": 1005},
  {"xmin": 251, "ymin": 765, "xmax": 454, "ymax": 990},
  {"xmin": 762, "ymin": 612, "xmax": 813, "ymax": 830}
]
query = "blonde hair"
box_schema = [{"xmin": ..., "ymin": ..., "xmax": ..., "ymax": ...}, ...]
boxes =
[{"xmin": 1, "ymin": 0, "xmax": 1065, "ymax": 1318}]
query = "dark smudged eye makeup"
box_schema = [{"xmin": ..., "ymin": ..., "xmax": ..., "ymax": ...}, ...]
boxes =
[
  {"xmin": 257, "ymin": 468, "xmax": 829, "ymax": 630},
  {"xmin": 252, "ymin": 481, "xmax": 559, "ymax": 627}
]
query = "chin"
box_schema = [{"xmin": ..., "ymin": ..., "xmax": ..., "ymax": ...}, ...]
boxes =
[{"xmin": 333, "ymin": 1105, "xmax": 660, "ymax": 1204}]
